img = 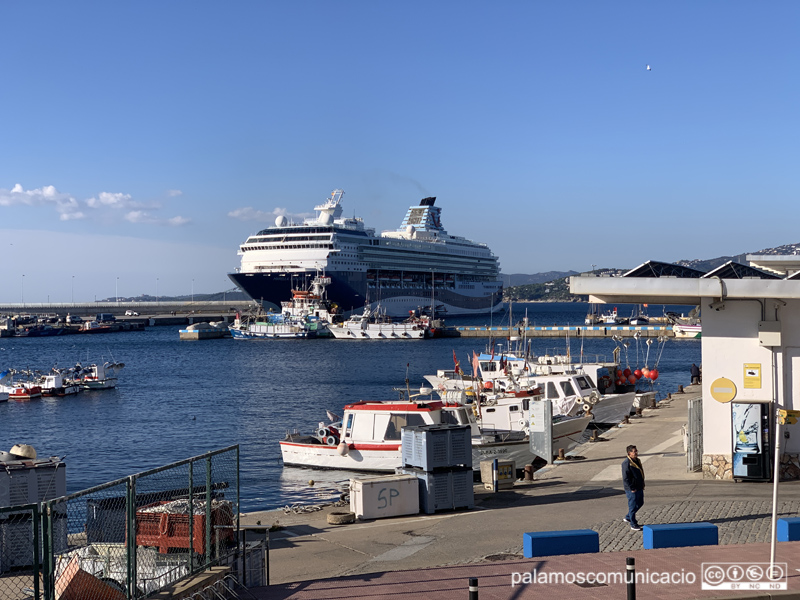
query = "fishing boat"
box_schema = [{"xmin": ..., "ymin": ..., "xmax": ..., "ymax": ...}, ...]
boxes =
[
  {"xmin": 75, "ymin": 361, "xmax": 125, "ymax": 390},
  {"xmin": 38, "ymin": 369, "xmax": 82, "ymax": 397},
  {"xmin": 229, "ymin": 310, "xmax": 311, "ymax": 339},
  {"xmin": 425, "ymin": 352, "xmax": 636, "ymax": 425},
  {"xmin": 280, "ymin": 396, "xmax": 588, "ymax": 472},
  {"xmin": 0, "ymin": 369, "xmax": 42, "ymax": 400},
  {"xmin": 672, "ymin": 323, "xmax": 702, "ymax": 339},
  {"xmin": 328, "ymin": 305, "xmax": 429, "ymax": 340},
  {"xmin": 628, "ymin": 304, "xmax": 650, "ymax": 326},
  {"xmin": 229, "ymin": 190, "xmax": 503, "ymax": 317},
  {"xmin": 279, "ymin": 274, "xmax": 339, "ymax": 337}
]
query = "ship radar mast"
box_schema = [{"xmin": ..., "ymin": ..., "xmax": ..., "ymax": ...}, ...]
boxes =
[{"xmin": 313, "ymin": 189, "xmax": 345, "ymax": 225}]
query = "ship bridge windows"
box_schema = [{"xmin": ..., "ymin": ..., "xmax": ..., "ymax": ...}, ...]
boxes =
[{"xmin": 559, "ymin": 381, "xmax": 576, "ymax": 397}]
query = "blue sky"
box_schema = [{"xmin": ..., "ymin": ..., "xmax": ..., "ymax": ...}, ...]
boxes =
[{"xmin": 1, "ymin": 2, "xmax": 798, "ymax": 302}]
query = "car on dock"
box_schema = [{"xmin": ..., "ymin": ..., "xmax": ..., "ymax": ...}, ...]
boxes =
[{"xmin": 125, "ymin": 310, "xmax": 139, "ymax": 316}]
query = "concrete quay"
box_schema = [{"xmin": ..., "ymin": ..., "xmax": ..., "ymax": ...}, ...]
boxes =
[{"xmin": 241, "ymin": 384, "xmax": 800, "ymax": 599}]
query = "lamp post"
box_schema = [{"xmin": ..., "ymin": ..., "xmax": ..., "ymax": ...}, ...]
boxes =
[
  {"xmin": 156, "ymin": 278, "xmax": 159, "ymax": 304},
  {"xmin": 21, "ymin": 274, "xmax": 25, "ymax": 308},
  {"xmin": 192, "ymin": 279, "xmax": 194, "ymax": 304},
  {"xmin": 116, "ymin": 277, "xmax": 119, "ymax": 304},
  {"xmin": 71, "ymin": 275, "xmax": 74, "ymax": 304}
]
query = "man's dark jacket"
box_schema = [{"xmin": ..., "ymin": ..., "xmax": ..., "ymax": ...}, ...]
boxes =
[{"xmin": 622, "ymin": 456, "xmax": 645, "ymax": 492}]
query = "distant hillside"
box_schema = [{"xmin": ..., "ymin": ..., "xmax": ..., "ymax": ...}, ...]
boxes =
[
  {"xmin": 100, "ymin": 289, "xmax": 249, "ymax": 303},
  {"xmin": 504, "ymin": 271, "xmax": 578, "ymax": 287},
  {"xmin": 675, "ymin": 242, "xmax": 800, "ymax": 273}
]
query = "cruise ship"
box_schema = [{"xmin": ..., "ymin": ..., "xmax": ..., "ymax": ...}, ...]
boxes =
[{"xmin": 228, "ymin": 190, "xmax": 503, "ymax": 317}]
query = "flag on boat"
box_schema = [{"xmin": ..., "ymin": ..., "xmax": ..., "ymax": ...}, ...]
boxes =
[{"xmin": 453, "ymin": 349, "xmax": 463, "ymax": 376}]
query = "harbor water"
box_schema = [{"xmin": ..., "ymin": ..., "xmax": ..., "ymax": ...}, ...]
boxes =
[{"xmin": 0, "ymin": 303, "xmax": 700, "ymax": 512}]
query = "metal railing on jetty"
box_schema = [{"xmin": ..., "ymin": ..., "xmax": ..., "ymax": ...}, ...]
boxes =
[{"xmin": 448, "ymin": 325, "xmax": 672, "ymax": 338}]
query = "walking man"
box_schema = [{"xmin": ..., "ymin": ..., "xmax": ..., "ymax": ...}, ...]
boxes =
[{"xmin": 622, "ymin": 445, "xmax": 645, "ymax": 531}]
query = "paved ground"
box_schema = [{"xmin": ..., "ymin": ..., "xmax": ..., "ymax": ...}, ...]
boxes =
[{"xmin": 240, "ymin": 384, "xmax": 800, "ymax": 598}]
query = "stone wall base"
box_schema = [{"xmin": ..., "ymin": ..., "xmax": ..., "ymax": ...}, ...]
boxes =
[
  {"xmin": 780, "ymin": 452, "xmax": 800, "ymax": 481},
  {"xmin": 702, "ymin": 452, "xmax": 800, "ymax": 481},
  {"xmin": 702, "ymin": 454, "xmax": 733, "ymax": 480}
]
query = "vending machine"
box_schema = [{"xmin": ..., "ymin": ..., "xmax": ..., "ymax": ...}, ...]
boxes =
[{"xmin": 731, "ymin": 402, "xmax": 772, "ymax": 481}]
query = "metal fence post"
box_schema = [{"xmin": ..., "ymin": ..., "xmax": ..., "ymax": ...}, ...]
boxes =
[
  {"xmin": 235, "ymin": 445, "xmax": 243, "ymax": 586},
  {"xmin": 189, "ymin": 459, "xmax": 194, "ymax": 573},
  {"xmin": 44, "ymin": 503, "xmax": 54, "ymax": 600},
  {"xmin": 127, "ymin": 475, "xmax": 137, "ymax": 600},
  {"xmin": 206, "ymin": 454, "xmax": 212, "ymax": 566},
  {"xmin": 33, "ymin": 503, "xmax": 41, "ymax": 600}
]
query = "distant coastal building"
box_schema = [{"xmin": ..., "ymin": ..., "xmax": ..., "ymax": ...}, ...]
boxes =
[{"xmin": 571, "ymin": 256, "xmax": 800, "ymax": 481}]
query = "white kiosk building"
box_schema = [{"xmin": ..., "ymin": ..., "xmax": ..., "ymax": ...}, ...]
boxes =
[{"xmin": 570, "ymin": 256, "xmax": 800, "ymax": 482}]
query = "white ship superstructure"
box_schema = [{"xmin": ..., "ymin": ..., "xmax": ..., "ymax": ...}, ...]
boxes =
[{"xmin": 229, "ymin": 190, "xmax": 503, "ymax": 316}]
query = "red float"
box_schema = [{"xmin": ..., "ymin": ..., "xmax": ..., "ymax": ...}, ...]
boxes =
[
  {"xmin": 634, "ymin": 369, "xmax": 643, "ymax": 380},
  {"xmin": 649, "ymin": 369, "xmax": 659, "ymax": 381},
  {"xmin": 623, "ymin": 368, "xmax": 631, "ymax": 377},
  {"xmin": 627, "ymin": 375, "xmax": 637, "ymax": 384}
]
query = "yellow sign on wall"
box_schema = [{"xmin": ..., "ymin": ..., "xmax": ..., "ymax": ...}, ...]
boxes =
[{"xmin": 743, "ymin": 364, "xmax": 762, "ymax": 389}]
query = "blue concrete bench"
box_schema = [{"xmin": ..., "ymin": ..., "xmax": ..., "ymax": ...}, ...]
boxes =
[
  {"xmin": 523, "ymin": 529, "xmax": 599, "ymax": 558},
  {"xmin": 777, "ymin": 518, "xmax": 800, "ymax": 542},
  {"xmin": 643, "ymin": 522, "xmax": 718, "ymax": 549}
]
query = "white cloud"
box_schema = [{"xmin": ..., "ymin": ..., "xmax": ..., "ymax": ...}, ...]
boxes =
[
  {"xmin": 167, "ymin": 189, "xmax": 183, "ymax": 197},
  {"xmin": 0, "ymin": 183, "xmax": 86, "ymax": 220},
  {"xmin": 126, "ymin": 211, "xmax": 190, "ymax": 226},
  {"xmin": 168, "ymin": 216, "xmax": 191, "ymax": 226},
  {"xmin": 86, "ymin": 191, "xmax": 163, "ymax": 211},
  {"xmin": 125, "ymin": 210, "xmax": 158, "ymax": 224},
  {"xmin": 3, "ymin": 183, "xmax": 185, "ymax": 226}
]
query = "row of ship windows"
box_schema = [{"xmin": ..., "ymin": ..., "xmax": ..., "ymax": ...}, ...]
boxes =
[{"xmin": 244, "ymin": 244, "xmax": 334, "ymax": 251}]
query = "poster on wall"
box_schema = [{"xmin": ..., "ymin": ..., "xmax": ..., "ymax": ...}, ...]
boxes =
[{"xmin": 732, "ymin": 402, "xmax": 763, "ymax": 478}]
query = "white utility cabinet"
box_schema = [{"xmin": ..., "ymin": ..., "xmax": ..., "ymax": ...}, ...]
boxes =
[{"xmin": 350, "ymin": 474, "xmax": 419, "ymax": 520}]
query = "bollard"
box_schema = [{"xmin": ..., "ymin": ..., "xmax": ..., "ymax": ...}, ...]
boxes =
[
  {"xmin": 678, "ymin": 385, "xmax": 684, "ymax": 394},
  {"xmin": 590, "ymin": 430, "xmax": 598, "ymax": 442},
  {"xmin": 626, "ymin": 557, "xmax": 636, "ymax": 600},
  {"xmin": 635, "ymin": 408, "xmax": 643, "ymax": 417},
  {"xmin": 667, "ymin": 393, "xmax": 672, "ymax": 400},
  {"xmin": 557, "ymin": 448, "xmax": 565, "ymax": 460},
  {"xmin": 523, "ymin": 464, "xmax": 534, "ymax": 481},
  {"xmin": 492, "ymin": 458, "xmax": 498, "ymax": 493},
  {"xmin": 622, "ymin": 415, "xmax": 630, "ymax": 425},
  {"xmin": 469, "ymin": 577, "xmax": 478, "ymax": 600}
]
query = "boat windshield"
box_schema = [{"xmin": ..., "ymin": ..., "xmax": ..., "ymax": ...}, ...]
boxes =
[
  {"xmin": 384, "ymin": 413, "xmax": 426, "ymax": 440},
  {"xmin": 559, "ymin": 381, "xmax": 576, "ymax": 397}
]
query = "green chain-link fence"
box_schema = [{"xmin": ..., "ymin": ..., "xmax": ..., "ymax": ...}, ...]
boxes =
[{"xmin": 1, "ymin": 445, "xmax": 241, "ymax": 600}]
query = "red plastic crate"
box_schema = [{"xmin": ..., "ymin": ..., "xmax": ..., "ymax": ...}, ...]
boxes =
[{"xmin": 135, "ymin": 500, "xmax": 234, "ymax": 554}]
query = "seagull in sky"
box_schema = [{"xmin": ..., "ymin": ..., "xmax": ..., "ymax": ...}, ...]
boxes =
[{"xmin": 646, "ymin": 65, "xmax": 652, "ymax": 71}]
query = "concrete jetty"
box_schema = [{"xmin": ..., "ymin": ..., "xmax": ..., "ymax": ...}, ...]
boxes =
[{"xmin": 240, "ymin": 383, "xmax": 800, "ymax": 599}]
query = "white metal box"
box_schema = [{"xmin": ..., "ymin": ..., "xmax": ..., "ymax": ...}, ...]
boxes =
[
  {"xmin": 349, "ymin": 474, "xmax": 419, "ymax": 520},
  {"xmin": 758, "ymin": 321, "xmax": 781, "ymax": 347}
]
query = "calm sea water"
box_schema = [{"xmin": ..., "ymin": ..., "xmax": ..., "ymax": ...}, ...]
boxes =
[{"xmin": 0, "ymin": 303, "xmax": 700, "ymax": 512}]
